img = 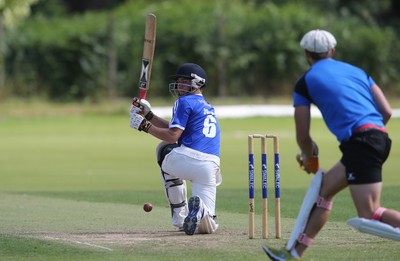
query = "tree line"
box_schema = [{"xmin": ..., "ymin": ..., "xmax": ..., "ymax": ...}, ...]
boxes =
[{"xmin": 1, "ymin": 0, "xmax": 400, "ymax": 101}]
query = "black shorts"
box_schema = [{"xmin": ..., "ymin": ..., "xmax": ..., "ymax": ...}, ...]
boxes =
[{"xmin": 339, "ymin": 129, "xmax": 391, "ymax": 185}]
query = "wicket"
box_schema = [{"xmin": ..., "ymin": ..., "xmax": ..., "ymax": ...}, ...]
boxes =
[{"xmin": 248, "ymin": 134, "xmax": 281, "ymax": 239}]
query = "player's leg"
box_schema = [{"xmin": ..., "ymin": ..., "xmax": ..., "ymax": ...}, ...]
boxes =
[
  {"xmin": 191, "ymin": 178, "xmax": 219, "ymax": 234},
  {"xmin": 382, "ymin": 209, "xmax": 400, "ymax": 227},
  {"xmin": 285, "ymin": 170, "xmax": 324, "ymax": 250},
  {"xmin": 263, "ymin": 164, "xmax": 347, "ymax": 260},
  {"xmin": 161, "ymin": 146, "xmax": 221, "ymax": 235},
  {"xmin": 294, "ymin": 162, "xmax": 348, "ymax": 257},
  {"xmin": 348, "ymin": 183, "xmax": 400, "ymax": 240},
  {"xmin": 344, "ymin": 129, "xmax": 400, "ymax": 239},
  {"xmin": 190, "ymin": 162, "xmax": 219, "ymax": 215},
  {"xmin": 349, "ymin": 182, "xmax": 381, "ymax": 219},
  {"xmin": 161, "ymin": 146, "xmax": 220, "ymax": 215},
  {"xmin": 167, "ymin": 155, "xmax": 220, "ymax": 235},
  {"xmin": 156, "ymin": 142, "xmax": 188, "ymax": 229},
  {"xmin": 187, "ymin": 159, "xmax": 220, "ymax": 234},
  {"xmin": 178, "ymin": 161, "xmax": 219, "ymax": 235}
]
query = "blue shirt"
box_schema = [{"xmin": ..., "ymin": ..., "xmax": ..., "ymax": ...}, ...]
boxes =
[
  {"xmin": 293, "ymin": 59, "xmax": 384, "ymax": 142},
  {"xmin": 170, "ymin": 94, "xmax": 220, "ymax": 157}
]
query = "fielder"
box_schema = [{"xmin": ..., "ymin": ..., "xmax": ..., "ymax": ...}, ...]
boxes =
[
  {"xmin": 263, "ymin": 29, "xmax": 400, "ymax": 261},
  {"xmin": 130, "ymin": 63, "xmax": 222, "ymax": 235}
]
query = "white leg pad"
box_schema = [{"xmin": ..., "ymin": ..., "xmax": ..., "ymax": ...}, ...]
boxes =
[
  {"xmin": 172, "ymin": 206, "xmax": 188, "ymax": 228},
  {"xmin": 198, "ymin": 214, "xmax": 219, "ymax": 234},
  {"xmin": 286, "ymin": 169, "xmax": 324, "ymax": 250},
  {"xmin": 347, "ymin": 217, "xmax": 400, "ymax": 241},
  {"xmin": 160, "ymin": 172, "xmax": 188, "ymax": 228}
]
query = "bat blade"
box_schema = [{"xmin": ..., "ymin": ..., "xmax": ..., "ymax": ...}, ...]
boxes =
[{"xmin": 138, "ymin": 13, "xmax": 156, "ymax": 100}]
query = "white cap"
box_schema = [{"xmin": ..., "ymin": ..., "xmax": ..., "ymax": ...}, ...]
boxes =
[{"xmin": 300, "ymin": 29, "xmax": 337, "ymax": 53}]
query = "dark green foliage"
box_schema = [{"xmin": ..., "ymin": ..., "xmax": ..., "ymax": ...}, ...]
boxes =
[{"xmin": 3, "ymin": 0, "xmax": 400, "ymax": 101}]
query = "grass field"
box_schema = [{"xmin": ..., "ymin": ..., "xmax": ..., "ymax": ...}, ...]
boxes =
[{"xmin": 0, "ymin": 100, "xmax": 399, "ymax": 260}]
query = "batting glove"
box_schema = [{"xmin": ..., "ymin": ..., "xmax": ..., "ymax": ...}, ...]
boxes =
[
  {"xmin": 296, "ymin": 141, "xmax": 319, "ymax": 174},
  {"xmin": 130, "ymin": 112, "xmax": 152, "ymax": 133},
  {"xmin": 297, "ymin": 154, "xmax": 319, "ymax": 174},
  {"xmin": 132, "ymin": 97, "xmax": 154, "ymax": 120}
]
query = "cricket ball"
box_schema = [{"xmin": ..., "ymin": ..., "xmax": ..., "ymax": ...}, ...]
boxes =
[{"xmin": 143, "ymin": 203, "xmax": 153, "ymax": 212}]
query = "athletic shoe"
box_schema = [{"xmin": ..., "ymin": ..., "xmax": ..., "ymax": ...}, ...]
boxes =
[
  {"xmin": 262, "ymin": 245, "xmax": 302, "ymax": 261},
  {"xmin": 183, "ymin": 196, "xmax": 202, "ymax": 235}
]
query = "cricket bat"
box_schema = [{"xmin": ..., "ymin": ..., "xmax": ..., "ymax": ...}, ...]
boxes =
[{"xmin": 138, "ymin": 13, "xmax": 156, "ymax": 100}]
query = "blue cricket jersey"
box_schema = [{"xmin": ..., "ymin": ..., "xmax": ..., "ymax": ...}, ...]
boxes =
[
  {"xmin": 169, "ymin": 94, "xmax": 220, "ymax": 157},
  {"xmin": 293, "ymin": 59, "xmax": 384, "ymax": 142}
]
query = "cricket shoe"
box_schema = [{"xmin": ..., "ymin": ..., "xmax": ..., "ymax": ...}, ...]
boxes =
[
  {"xmin": 262, "ymin": 245, "xmax": 302, "ymax": 261},
  {"xmin": 183, "ymin": 196, "xmax": 203, "ymax": 235}
]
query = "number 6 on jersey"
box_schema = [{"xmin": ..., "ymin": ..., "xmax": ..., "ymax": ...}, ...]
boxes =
[{"xmin": 138, "ymin": 13, "xmax": 156, "ymax": 100}]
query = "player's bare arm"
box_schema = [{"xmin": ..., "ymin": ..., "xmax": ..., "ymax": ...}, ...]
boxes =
[
  {"xmin": 294, "ymin": 106, "xmax": 313, "ymax": 155},
  {"xmin": 370, "ymin": 84, "xmax": 392, "ymax": 125},
  {"xmin": 148, "ymin": 114, "xmax": 170, "ymax": 128},
  {"xmin": 147, "ymin": 126, "xmax": 182, "ymax": 144},
  {"xmin": 294, "ymin": 105, "xmax": 319, "ymax": 174}
]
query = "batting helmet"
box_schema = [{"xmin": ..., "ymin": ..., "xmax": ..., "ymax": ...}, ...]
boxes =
[
  {"xmin": 170, "ymin": 63, "xmax": 207, "ymax": 88},
  {"xmin": 169, "ymin": 63, "xmax": 207, "ymax": 97}
]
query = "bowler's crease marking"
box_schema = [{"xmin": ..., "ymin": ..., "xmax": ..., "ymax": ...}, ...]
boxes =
[{"xmin": 44, "ymin": 236, "xmax": 113, "ymax": 252}]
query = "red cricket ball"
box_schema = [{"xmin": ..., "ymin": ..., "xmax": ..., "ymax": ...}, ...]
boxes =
[{"xmin": 143, "ymin": 203, "xmax": 153, "ymax": 212}]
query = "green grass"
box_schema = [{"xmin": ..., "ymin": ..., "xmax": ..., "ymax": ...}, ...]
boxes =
[{"xmin": 0, "ymin": 101, "xmax": 399, "ymax": 260}]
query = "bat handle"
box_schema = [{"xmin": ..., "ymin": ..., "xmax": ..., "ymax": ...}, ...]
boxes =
[{"xmin": 139, "ymin": 88, "xmax": 147, "ymax": 100}]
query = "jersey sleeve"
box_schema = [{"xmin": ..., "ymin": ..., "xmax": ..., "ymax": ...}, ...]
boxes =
[
  {"xmin": 169, "ymin": 98, "xmax": 190, "ymax": 130},
  {"xmin": 293, "ymin": 75, "xmax": 312, "ymax": 107},
  {"xmin": 368, "ymin": 75, "xmax": 376, "ymax": 88}
]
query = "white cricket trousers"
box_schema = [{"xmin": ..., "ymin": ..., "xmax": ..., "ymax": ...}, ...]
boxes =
[{"xmin": 162, "ymin": 145, "xmax": 222, "ymax": 216}]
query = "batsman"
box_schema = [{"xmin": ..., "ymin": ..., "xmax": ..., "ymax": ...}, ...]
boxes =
[
  {"xmin": 130, "ymin": 63, "xmax": 222, "ymax": 235},
  {"xmin": 263, "ymin": 29, "xmax": 400, "ymax": 261}
]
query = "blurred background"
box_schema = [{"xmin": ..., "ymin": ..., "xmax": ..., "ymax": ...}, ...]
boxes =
[{"xmin": 1, "ymin": 0, "xmax": 400, "ymax": 103}]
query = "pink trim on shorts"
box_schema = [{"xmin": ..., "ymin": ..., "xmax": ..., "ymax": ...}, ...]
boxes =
[{"xmin": 352, "ymin": 123, "xmax": 387, "ymax": 134}]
